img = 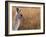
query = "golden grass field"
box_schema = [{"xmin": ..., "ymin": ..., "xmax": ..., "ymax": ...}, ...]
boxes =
[{"xmin": 12, "ymin": 6, "xmax": 40, "ymax": 30}]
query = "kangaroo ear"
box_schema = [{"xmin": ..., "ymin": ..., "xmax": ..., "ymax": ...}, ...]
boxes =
[
  {"xmin": 19, "ymin": 10, "xmax": 21, "ymax": 12},
  {"xmin": 16, "ymin": 7, "xmax": 19, "ymax": 12}
]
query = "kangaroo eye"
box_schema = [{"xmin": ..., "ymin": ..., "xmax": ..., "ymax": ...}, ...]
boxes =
[{"xmin": 21, "ymin": 15, "xmax": 22, "ymax": 17}]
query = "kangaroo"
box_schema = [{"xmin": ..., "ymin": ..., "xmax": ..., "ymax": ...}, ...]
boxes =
[{"xmin": 13, "ymin": 8, "xmax": 23, "ymax": 30}]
